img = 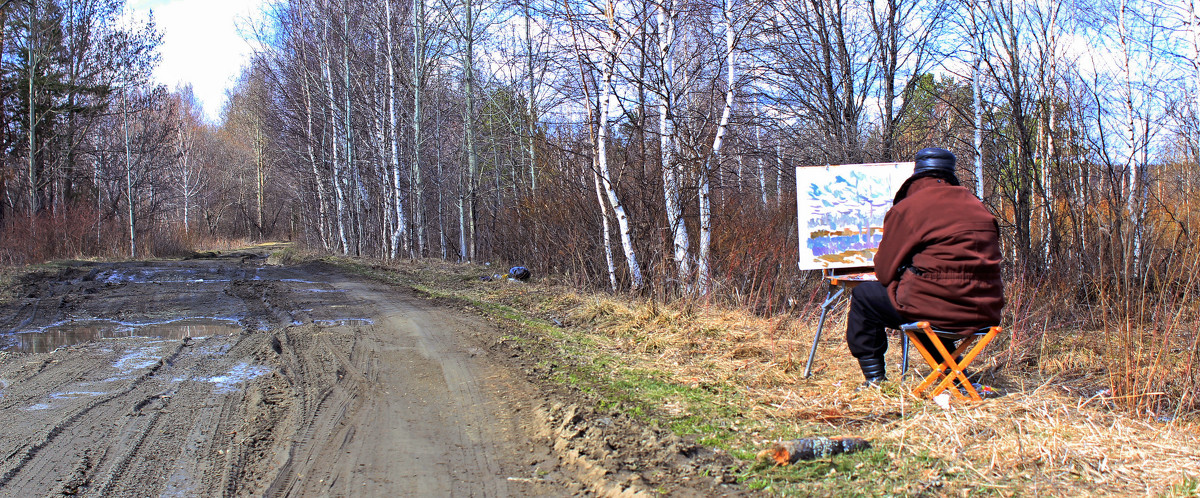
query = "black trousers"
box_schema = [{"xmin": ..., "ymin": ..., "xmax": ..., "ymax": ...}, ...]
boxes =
[{"xmin": 845, "ymin": 281, "xmax": 955, "ymax": 361}]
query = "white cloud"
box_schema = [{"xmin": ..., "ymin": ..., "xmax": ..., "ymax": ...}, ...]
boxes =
[{"xmin": 127, "ymin": 0, "xmax": 268, "ymax": 123}]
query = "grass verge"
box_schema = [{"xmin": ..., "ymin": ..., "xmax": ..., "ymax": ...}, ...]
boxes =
[{"xmin": 324, "ymin": 256, "xmax": 1200, "ymax": 496}]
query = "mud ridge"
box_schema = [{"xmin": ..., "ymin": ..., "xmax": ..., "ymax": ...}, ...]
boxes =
[
  {"xmin": 0, "ymin": 339, "xmax": 190, "ymax": 488},
  {"xmin": 0, "ymin": 254, "xmax": 748, "ymax": 495}
]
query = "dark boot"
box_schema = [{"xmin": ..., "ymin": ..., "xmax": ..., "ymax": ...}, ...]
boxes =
[{"xmin": 858, "ymin": 356, "xmax": 887, "ymax": 386}]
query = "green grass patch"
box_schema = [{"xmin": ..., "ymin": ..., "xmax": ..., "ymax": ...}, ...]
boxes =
[
  {"xmin": 322, "ymin": 257, "xmax": 1062, "ymax": 496},
  {"xmin": 740, "ymin": 447, "xmax": 976, "ymax": 497}
]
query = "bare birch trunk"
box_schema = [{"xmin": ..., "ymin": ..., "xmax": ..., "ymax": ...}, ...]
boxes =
[
  {"xmin": 972, "ymin": 4, "xmax": 984, "ymax": 200},
  {"xmin": 1119, "ymin": 0, "xmax": 1141, "ymax": 275},
  {"xmin": 699, "ymin": 0, "xmax": 737, "ymax": 294},
  {"xmin": 255, "ymin": 120, "xmax": 266, "ymax": 237},
  {"xmin": 28, "ymin": 0, "xmax": 37, "ymax": 219},
  {"xmin": 598, "ymin": 5, "xmax": 643, "ymax": 290},
  {"xmin": 525, "ymin": 2, "xmax": 538, "ymax": 194},
  {"xmin": 775, "ymin": 144, "xmax": 783, "ymax": 203},
  {"xmin": 1193, "ymin": 0, "xmax": 1200, "ymax": 136},
  {"xmin": 177, "ymin": 117, "xmax": 192, "ymax": 233},
  {"xmin": 302, "ymin": 68, "xmax": 329, "ymax": 249},
  {"xmin": 344, "ymin": 3, "xmax": 361, "ymax": 256},
  {"xmin": 436, "ymin": 98, "xmax": 447, "ymax": 260},
  {"xmin": 1040, "ymin": 3, "xmax": 1059, "ymax": 262},
  {"xmin": 757, "ymin": 118, "xmax": 766, "ymax": 206},
  {"xmin": 387, "ymin": 0, "xmax": 408, "ymax": 259},
  {"xmin": 458, "ymin": 167, "xmax": 468, "ymax": 261},
  {"xmin": 658, "ymin": 0, "xmax": 690, "ymax": 288},
  {"xmin": 124, "ymin": 90, "xmax": 135, "ymax": 257},
  {"xmin": 373, "ymin": 38, "xmax": 393, "ymax": 257},
  {"xmin": 697, "ymin": 158, "xmax": 712, "ymax": 293},
  {"xmin": 463, "ymin": 0, "xmax": 478, "ymax": 261},
  {"xmin": 594, "ymin": 166, "xmax": 618, "ymax": 292},
  {"xmin": 411, "ymin": 0, "xmax": 428, "ymax": 257},
  {"xmin": 322, "ymin": 37, "xmax": 350, "ymax": 254}
]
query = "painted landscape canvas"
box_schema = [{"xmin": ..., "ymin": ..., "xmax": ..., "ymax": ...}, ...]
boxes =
[{"xmin": 796, "ymin": 162, "xmax": 913, "ymax": 270}]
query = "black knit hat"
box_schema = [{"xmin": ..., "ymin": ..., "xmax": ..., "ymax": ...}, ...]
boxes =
[{"xmin": 913, "ymin": 147, "xmax": 956, "ymax": 174}]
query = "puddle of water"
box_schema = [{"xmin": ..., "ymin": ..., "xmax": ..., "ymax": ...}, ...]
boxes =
[
  {"xmin": 202, "ymin": 362, "xmax": 272, "ymax": 393},
  {"xmin": 312, "ymin": 319, "xmax": 374, "ymax": 326},
  {"xmin": 115, "ymin": 347, "xmax": 163, "ymax": 372},
  {"xmin": 49, "ymin": 391, "xmax": 106, "ymax": 400},
  {"xmin": 3, "ymin": 318, "xmax": 243, "ymax": 354}
]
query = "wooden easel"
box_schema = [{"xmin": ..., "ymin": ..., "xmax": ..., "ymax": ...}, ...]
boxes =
[
  {"xmin": 802, "ymin": 268, "xmax": 909, "ymax": 378},
  {"xmin": 794, "ymin": 161, "xmax": 914, "ymax": 379}
]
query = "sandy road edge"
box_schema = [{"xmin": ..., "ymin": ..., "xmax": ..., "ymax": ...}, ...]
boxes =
[{"xmin": 336, "ymin": 261, "xmax": 748, "ymax": 497}]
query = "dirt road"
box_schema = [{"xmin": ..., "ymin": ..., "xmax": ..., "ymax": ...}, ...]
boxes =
[{"xmin": 0, "ymin": 252, "xmax": 741, "ymax": 496}]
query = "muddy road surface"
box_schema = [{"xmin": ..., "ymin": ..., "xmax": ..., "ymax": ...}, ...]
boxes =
[{"xmin": 0, "ymin": 253, "xmax": 741, "ymax": 496}]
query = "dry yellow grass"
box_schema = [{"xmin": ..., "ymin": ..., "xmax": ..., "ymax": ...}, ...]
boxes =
[{"xmin": 365, "ymin": 258, "xmax": 1200, "ymax": 496}]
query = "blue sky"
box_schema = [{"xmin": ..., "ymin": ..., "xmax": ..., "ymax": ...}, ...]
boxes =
[{"xmin": 127, "ymin": 0, "xmax": 269, "ymax": 123}]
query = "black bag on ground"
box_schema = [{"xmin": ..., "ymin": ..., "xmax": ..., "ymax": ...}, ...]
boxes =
[{"xmin": 508, "ymin": 266, "xmax": 531, "ymax": 282}]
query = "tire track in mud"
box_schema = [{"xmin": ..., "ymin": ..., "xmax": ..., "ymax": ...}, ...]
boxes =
[
  {"xmin": 257, "ymin": 279, "xmax": 527, "ymax": 496},
  {"xmin": 0, "ymin": 339, "xmax": 190, "ymax": 489},
  {"xmin": 261, "ymin": 324, "xmax": 374, "ymax": 496},
  {"xmin": 0, "ymin": 255, "xmax": 745, "ymax": 496},
  {"xmin": 0, "ymin": 332, "xmax": 286, "ymax": 496},
  {"xmin": 0, "ymin": 256, "xmax": 288, "ymax": 496}
]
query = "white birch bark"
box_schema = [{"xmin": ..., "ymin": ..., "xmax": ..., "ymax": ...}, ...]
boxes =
[
  {"xmin": 1039, "ymin": 2, "xmax": 1059, "ymax": 261},
  {"xmin": 463, "ymin": 0, "xmax": 479, "ymax": 261},
  {"xmin": 321, "ymin": 35, "xmax": 350, "ymax": 254},
  {"xmin": 1120, "ymin": 0, "xmax": 1137, "ymax": 206},
  {"xmin": 412, "ymin": 0, "xmax": 428, "ymax": 257},
  {"xmin": 1193, "ymin": 0, "xmax": 1200, "ymax": 134},
  {"xmin": 302, "ymin": 63, "xmax": 329, "ymax": 249},
  {"xmin": 594, "ymin": 165, "xmax": 618, "ymax": 292},
  {"xmin": 459, "ymin": 166, "xmax": 468, "ymax": 261},
  {"xmin": 525, "ymin": 2, "xmax": 538, "ymax": 194},
  {"xmin": 344, "ymin": 3, "xmax": 363, "ymax": 256},
  {"xmin": 124, "ymin": 90, "xmax": 135, "ymax": 257},
  {"xmin": 598, "ymin": 5, "xmax": 644, "ymax": 290},
  {"xmin": 176, "ymin": 114, "xmax": 194, "ymax": 233},
  {"xmin": 436, "ymin": 96, "xmax": 448, "ymax": 260},
  {"xmin": 756, "ymin": 117, "xmax": 766, "ymax": 206},
  {"xmin": 697, "ymin": 159, "xmax": 712, "ymax": 293},
  {"xmin": 1118, "ymin": 0, "xmax": 1143, "ymax": 276},
  {"xmin": 386, "ymin": 0, "xmax": 408, "ymax": 259},
  {"xmin": 775, "ymin": 144, "xmax": 783, "ymax": 203},
  {"xmin": 659, "ymin": 0, "xmax": 690, "ymax": 287},
  {"xmin": 972, "ymin": 4, "xmax": 984, "ymax": 200},
  {"xmin": 372, "ymin": 38, "xmax": 392, "ymax": 256},
  {"xmin": 28, "ymin": 0, "xmax": 37, "ymax": 219},
  {"xmin": 699, "ymin": 0, "xmax": 737, "ymax": 294}
]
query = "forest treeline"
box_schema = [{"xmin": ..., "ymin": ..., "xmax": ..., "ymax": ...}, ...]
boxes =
[{"xmin": 2, "ymin": 0, "xmax": 1199, "ymax": 411}]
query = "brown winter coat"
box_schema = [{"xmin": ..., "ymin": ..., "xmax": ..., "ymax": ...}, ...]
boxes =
[{"xmin": 874, "ymin": 177, "xmax": 1005, "ymax": 332}]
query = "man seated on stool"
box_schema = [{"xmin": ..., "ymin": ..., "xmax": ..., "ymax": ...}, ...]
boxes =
[{"xmin": 847, "ymin": 147, "xmax": 1005, "ymax": 387}]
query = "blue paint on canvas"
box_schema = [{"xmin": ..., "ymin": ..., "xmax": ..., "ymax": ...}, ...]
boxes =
[
  {"xmin": 807, "ymin": 233, "xmax": 884, "ymax": 257},
  {"xmin": 796, "ymin": 163, "xmax": 911, "ymax": 270}
]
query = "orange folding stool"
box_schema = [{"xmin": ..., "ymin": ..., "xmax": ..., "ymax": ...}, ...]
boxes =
[{"xmin": 900, "ymin": 322, "xmax": 1002, "ymax": 402}]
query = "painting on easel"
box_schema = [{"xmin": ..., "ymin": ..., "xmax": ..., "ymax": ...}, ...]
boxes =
[{"xmin": 796, "ymin": 162, "xmax": 913, "ymax": 271}]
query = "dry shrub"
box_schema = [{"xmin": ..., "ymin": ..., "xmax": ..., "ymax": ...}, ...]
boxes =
[
  {"xmin": 711, "ymin": 198, "xmax": 807, "ymax": 314},
  {"xmin": 1082, "ymin": 241, "xmax": 1200, "ymax": 418},
  {"xmin": 0, "ymin": 207, "xmax": 126, "ymax": 265},
  {"xmin": 872, "ymin": 389, "xmax": 1200, "ymax": 495},
  {"xmin": 143, "ymin": 226, "xmax": 194, "ymax": 257},
  {"xmin": 0, "ymin": 203, "xmax": 273, "ymax": 267}
]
